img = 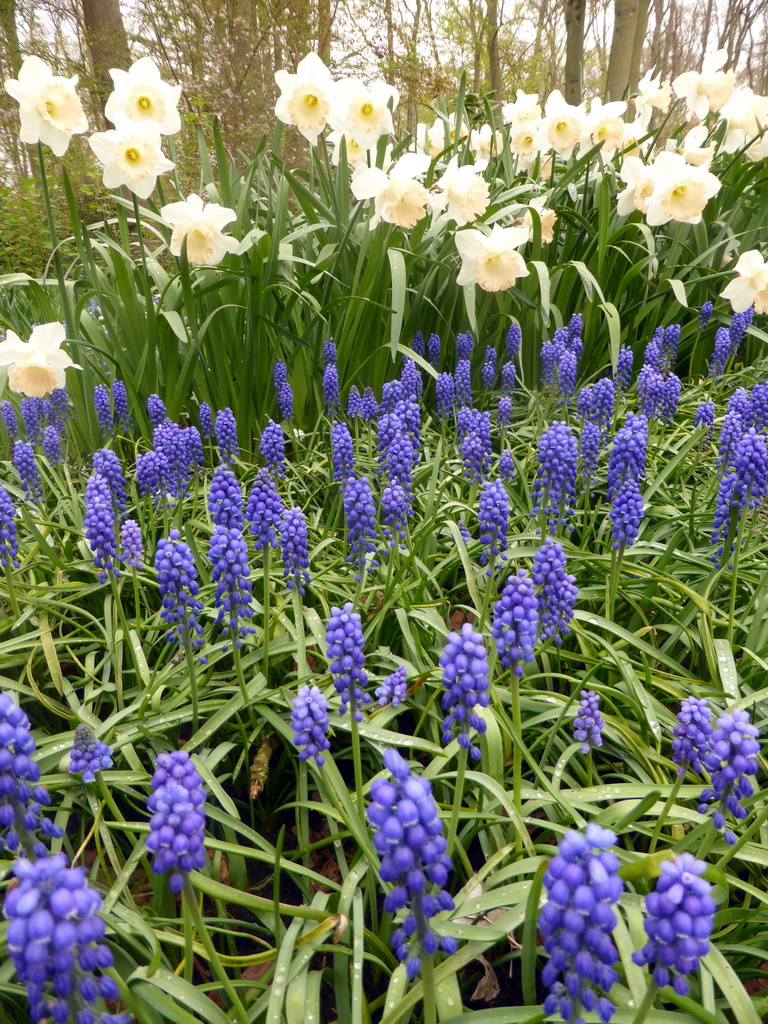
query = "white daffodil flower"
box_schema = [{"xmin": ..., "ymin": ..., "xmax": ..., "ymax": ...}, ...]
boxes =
[
  {"xmin": 160, "ymin": 194, "xmax": 239, "ymax": 265},
  {"xmin": 351, "ymin": 152, "xmax": 431, "ymax": 229},
  {"xmin": 634, "ymin": 69, "xmax": 672, "ymax": 129},
  {"xmin": 541, "ymin": 90, "xmax": 586, "ymax": 159},
  {"xmin": 616, "ymin": 156, "xmax": 657, "ymax": 216},
  {"xmin": 523, "ymin": 195, "xmax": 557, "ymax": 243},
  {"xmin": 0, "ymin": 322, "xmax": 80, "ymax": 398},
  {"xmin": 4, "ymin": 55, "xmax": 88, "ymax": 156},
  {"xmin": 470, "ymin": 123, "xmax": 503, "ymax": 161},
  {"xmin": 508, "ymin": 121, "xmax": 542, "ymax": 171},
  {"xmin": 719, "ymin": 88, "xmax": 768, "ymax": 154},
  {"xmin": 678, "ymin": 125, "xmax": 714, "ymax": 167},
  {"xmin": 327, "ymin": 131, "xmax": 373, "ymax": 166},
  {"xmin": 587, "ymin": 97, "xmax": 627, "ymax": 157},
  {"xmin": 502, "ymin": 90, "xmax": 541, "ymax": 128},
  {"xmin": 455, "ymin": 224, "xmax": 530, "ymax": 292},
  {"xmin": 644, "ymin": 151, "xmax": 721, "ymax": 226},
  {"xmin": 275, "ymin": 52, "xmax": 335, "ymax": 145},
  {"xmin": 428, "ymin": 113, "xmax": 467, "ymax": 156},
  {"xmin": 104, "ymin": 57, "xmax": 182, "ymax": 135},
  {"xmin": 429, "ymin": 157, "xmax": 490, "ymax": 225},
  {"xmin": 329, "ymin": 78, "xmax": 398, "ymax": 151},
  {"xmin": 89, "ymin": 123, "xmax": 174, "ymax": 199},
  {"xmin": 721, "ymin": 250, "xmax": 768, "ymax": 314},
  {"xmin": 672, "ymin": 49, "xmax": 736, "ymax": 120}
]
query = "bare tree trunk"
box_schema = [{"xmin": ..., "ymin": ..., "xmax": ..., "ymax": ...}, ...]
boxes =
[
  {"xmin": 385, "ymin": 0, "xmax": 394, "ymax": 80},
  {"xmin": 487, "ymin": 0, "xmax": 502, "ymax": 95},
  {"xmin": 605, "ymin": 0, "xmax": 639, "ymax": 100},
  {"xmin": 628, "ymin": 0, "xmax": 650, "ymax": 94},
  {"xmin": 468, "ymin": 0, "xmax": 481, "ymax": 93},
  {"xmin": 80, "ymin": 0, "xmax": 131, "ymax": 113},
  {"xmin": 317, "ymin": 0, "xmax": 331, "ymax": 63},
  {"xmin": 564, "ymin": 0, "xmax": 586, "ymax": 102}
]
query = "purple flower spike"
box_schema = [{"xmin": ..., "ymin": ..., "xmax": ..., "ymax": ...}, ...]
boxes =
[
  {"xmin": 376, "ymin": 664, "xmax": 408, "ymax": 706},
  {"xmin": 343, "ymin": 476, "xmax": 378, "ymax": 578},
  {"xmin": 154, "ymin": 530, "xmax": 205, "ymax": 648},
  {"xmin": 208, "ymin": 463, "xmax": 244, "ymax": 529},
  {"xmin": 208, "ymin": 525, "xmax": 254, "ymax": 647},
  {"xmin": 119, "ymin": 518, "xmax": 144, "ymax": 569},
  {"xmin": 532, "ymin": 538, "xmax": 578, "ymax": 644},
  {"xmin": 291, "ymin": 684, "xmax": 331, "ymax": 765},
  {"xmin": 323, "ymin": 362, "xmax": 340, "ymax": 413},
  {"xmin": 368, "ymin": 749, "xmax": 457, "ymax": 978},
  {"xmin": 506, "ymin": 322, "xmax": 522, "ymax": 360},
  {"xmin": 259, "ymin": 418, "xmax": 286, "ymax": 478},
  {"xmin": 697, "ymin": 708, "xmax": 760, "ymax": 844},
  {"xmin": 331, "ymin": 421, "xmax": 355, "ymax": 483},
  {"xmin": 633, "ymin": 853, "xmax": 715, "ymax": 995},
  {"xmin": 609, "ymin": 478, "xmax": 644, "ymax": 549},
  {"xmin": 280, "ymin": 506, "xmax": 311, "ymax": 594},
  {"xmin": 491, "ymin": 569, "xmax": 538, "ymax": 676},
  {"xmin": 42, "ymin": 425, "xmax": 61, "ymax": 466},
  {"xmin": 146, "ymin": 750, "xmax": 206, "ymax": 892},
  {"xmin": 2, "ymin": 400, "xmax": 19, "ymax": 440},
  {"xmin": 671, "ymin": 697, "xmax": 712, "ymax": 778},
  {"xmin": 573, "ymin": 690, "xmax": 604, "ymax": 753},
  {"xmin": 216, "ymin": 407, "xmax": 238, "ymax": 464},
  {"xmin": 615, "ymin": 345, "xmax": 633, "ymax": 390},
  {"xmin": 531, "ymin": 421, "xmax": 578, "ymax": 533},
  {"xmin": 0, "ymin": 484, "xmax": 19, "ymax": 568},
  {"xmin": 93, "ymin": 384, "xmax": 113, "ymax": 437},
  {"xmin": 246, "ymin": 469, "xmax": 285, "ymax": 550},
  {"xmin": 0, "ymin": 692, "xmax": 63, "ymax": 858},
  {"xmin": 439, "ymin": 623, "xmax": 490, "ymax": 761},
  {"xmin": 478, "ymin": 479, "xmax": 508, "ymax": 572},
  {"xmin": 435, "ymin": 373, "xmax": 455, "ymax": 420},
  {"xmin": 84, "ymin": 473, "xmax": 119, "ymax": 583},
  {"xmin": 539, "ymin": 824, "xmax": 623, "ymax": 1024},
  {"xmin": 326, "ymin": 602, "xmax": 369, "ymax": 719},
  {"xmin": 112, "ymin": 379, "xmax": 134, "ymax": 431},
  {"xmin": 68, "ymin": 724, "xmax": 113, "ymax": 782},
  {"xmin": 5, "ymin": 852, "xmax": 129, "ymax": 1024},
  {"xmin": 147, "ymin": 393, "xmax": 167, "ymax": 426},
  {"xmin": 13, "ymin": 441, "xmax": 41, "ymax": 501},
  {"xmin": 428, "ymin": 332, "xmax": 441, "ymax": 367}
]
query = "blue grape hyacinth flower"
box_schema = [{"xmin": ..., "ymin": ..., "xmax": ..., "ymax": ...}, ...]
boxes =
[
  {"xmin": 5, "ymin": 853, "xmax": 129, "ymax": 1024},
  {"xmin": 326, "ymin": 602, "xmax": 369, "ymax": 719},
  {"xmin": 491, "ymin": 569, "xmax": 538, "ymax": 676},
  {"xmin": 573, "ymin": 690, "xmax": 604, "ymax": 753},
  {"xmin": 697, "ymin": 707, "xmax": 760, "ymax": 844},
  {"xmin": 633, "ymin": 854, "xmax": 715, "ymax": 995},
  {"xmin": 672, "ymin": 697, "xmax": 712, "ymax": 778},
  {"xmin": 291, "ymin": 684, "xmax": 331, "ymax": 766},
  {"xmin": 367, "ymin": 749, "xmax": 457, "ymax": 978},
  {"xmin": 539, "ymin": 824, "xmax": 624, "ymax": 1024},
  {"xmin": 68, "ymin": 724, "xmax": 113, "ymax": 783},
  {"xmin": 439, "ymin": 623, "xmax": 489, "ymax": 760},
  {"xmin": 146, "ymin": 750, "xmax": 206, "ymax": 892}
]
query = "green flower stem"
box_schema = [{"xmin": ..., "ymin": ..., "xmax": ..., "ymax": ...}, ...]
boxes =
[
  {"xmin": 605, "ymin": 543, "xmax": 624, "ymax": 621},
  {"xmin": 727, "ymin": 523, "xmax": 743, "ymax": 648},
  {"xmin": 447, "ymin": 745, "xmax": 468, "ymax": 858},
  {"xmin": 648, "ymin": 774, "xmax": 685, "ymax": 854},
  {"xmin": 630, "ymin": 980, "xmax": 659, "ymax": 1024},
  {"xmin": 349, "ymin": 697, "xmax": 366, "ymax": 821},
  {"xmin": 181, "ymin": 885, "xmax": 196, "ymax": 981},
  {"xmin": 232, "ymin": 642, "xmax": 258, "ymax": 733},
  {"xmin": 478, "ymin": 557, "xmax": 496, "ymax": 629},
  {"xmin": 4, "ymin": 563, "xmax": 20, "ymax": 623},
  {"xmin": 511, "ymin": 674, "xmax": 523, "ymax": 841},
  {"xmin": 262, "ymin": 546, "xmax": 271, "ymax": 682},
  {"xmin": 183, "ymin": 634, "xmax": 200, "ymax": 734},
  {"xmin": 183, "ymin": 878, "xmax": 248, "ymax": 1021},
  {"xmin": 291, "ymin": 585, "xmax": 308, "ymax": 681},
  {"xmin": 417, "ymin": 945, "xmax": 437, "ymax": 1024},
  {"xmin": 37, "ymin": 143, "xmax": 74, "ymax": 334}
]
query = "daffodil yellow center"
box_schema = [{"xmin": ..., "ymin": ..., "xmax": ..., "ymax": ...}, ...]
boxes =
[
  {"xmin": 673, "ymin": 185, "xmax": 686, "ymax": 198},
  {"xmin": 556, "ymin": 121, "xmax": 567, "ymax": 132},
  {"xmin": 304, "ymin": 94, "xmax": 318, "ymax": 107},
  {"xmin": 36, "ymin": 81, "xmax": 84, "ymax": 132},
  {"xmin": 137, "ymin": 95, "xmax": 152, "ymax": 110},
  {"xmin": 361, "ymin": 102, "xmax": 373, "ymax": 116},
  {"xmin": 125, "ymin": 147, "xmax": 140, "ymax": 162}
]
